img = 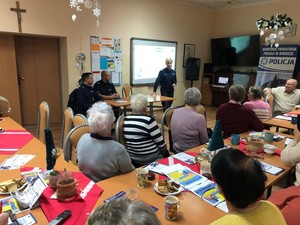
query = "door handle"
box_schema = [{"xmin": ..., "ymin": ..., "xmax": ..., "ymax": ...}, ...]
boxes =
[{"xmin": 18, "ymin": 75, "xmax": 25, "ymax": 85}]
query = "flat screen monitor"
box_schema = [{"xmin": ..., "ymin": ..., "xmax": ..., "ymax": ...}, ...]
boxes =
[
  {"xmin": 218, "ymin": 77, "xmax": 229, "ymax": 85},
  {"xmin": 211, "ymin": 35, "xmax": 260, "ymax": 67}
]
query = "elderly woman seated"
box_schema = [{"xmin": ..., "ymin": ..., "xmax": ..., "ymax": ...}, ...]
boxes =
[
  {"xmin": 77, "ymin": 102, "xmax": 134, "ymax": 182},
  {"xmin": 243, "ymin": 86, "xmax": 271, "ymax": 121},
  {"xmin": 171, "ymin": 87, "xmax": 209, "ymax": 153},
  {"xmin": 210, "ymin": 149, "xmax": 286, "ymax": 225},
  {"xmin": 216, "ymin": 84, "xmax": 264, "ymax": 138},
  {"xmin": 124, "ymin": 94, "xmax": 169, "ymax": 167}
]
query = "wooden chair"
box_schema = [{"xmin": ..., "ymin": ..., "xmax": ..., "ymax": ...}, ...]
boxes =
[
  {"xmin": 194, "ymin": 105, "xmax": 207, "ymax": 120},
  {"xmin": 161, "ymin": 107, "xmax": 176, "ymax": 153},
  {"xmin": 115, "ymin": 115, "xmax": 126, "ymax": 146},
  {"xmin": 37, "ymin": 101, "xmax": 50, "ymax": 144},
  {"xmin": 122, "ymin": 84, "xmax": 133, "ymax": 97},
  {"xmin": 265, "ymin": 94, "xmax": 274, "ymax": 118},
  {"xmin": 72, "ymin": 113, "xmax": 88, "ymax": 127},
  {"xmin": 122, "ymin": 84, "xmax": 133, "ymax": 115},
  {"xmin": 63, "ymin": 124, "xmax": 90, "ymax": 165},
  {"xmin": 265, "ymin": 93, "xmax": 277, "ymax": 131},
  {"xmin": 60, "ymin": 107, "xmax": 74, "ymax": 148}
]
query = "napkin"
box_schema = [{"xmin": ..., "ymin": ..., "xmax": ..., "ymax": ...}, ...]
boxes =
[
  {"xmin": 0, "ymin": 130, "xmax": 34, "ymax": 154},
  {"xmin": 39, "ymin": 171, "xmax": 103, "ymax": 225}
]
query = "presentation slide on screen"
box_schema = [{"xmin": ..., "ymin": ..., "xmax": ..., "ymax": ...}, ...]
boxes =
[{"xmin": 131, "ymin": 39, "xmax": 177, "ymax": 85}]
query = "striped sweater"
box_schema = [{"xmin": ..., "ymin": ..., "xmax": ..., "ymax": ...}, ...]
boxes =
[{"xmin": 124, "ymin": 114, "xmax": 166, "ymax": 165}]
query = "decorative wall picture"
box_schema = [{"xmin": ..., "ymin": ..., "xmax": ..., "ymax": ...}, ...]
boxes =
[{"xmin": 183, "ymin": 44, "xmax": 196, "ymax": 67}]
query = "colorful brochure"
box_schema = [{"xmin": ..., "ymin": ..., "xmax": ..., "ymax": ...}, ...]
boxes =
[
  {"xmin": 189, "ymin": 179, "xmax": 227, "ymax": 212},
  {"xmin": 160, "ymin": 164, "xmax": 207, "ymax": 189}
]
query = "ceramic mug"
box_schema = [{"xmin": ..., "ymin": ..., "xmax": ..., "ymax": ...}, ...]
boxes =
[
  {"xmin": 164, "ymin": 196, "xmax": 179, "ymax": 221},
  {"xmin": 230, "ymin": 134, "xmax": 240, "ymax": 145},
  {"xmin": 264, "ymin": 132, "xmax": 274, "ymax": 143}
]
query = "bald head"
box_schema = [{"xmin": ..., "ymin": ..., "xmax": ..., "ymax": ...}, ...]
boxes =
[
  {"xmin": 101, "ymin": 70, "xmax": 111, "ymax": 83},
  {"xmin": 285, "ymin": 79, "xmax": 298, "ymax": 93}
]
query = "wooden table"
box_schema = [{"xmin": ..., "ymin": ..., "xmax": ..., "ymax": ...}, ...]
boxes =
[
  {"xmin": 0, "ymin": 118, "xmax": 293, "ymax": 225},
  {"xmin": 225, "ymin": 131, "xmax": 293, "ymax": 195},
  {"xmin": 0, "ymin": 117, "xmax": 83, "ymax": 224},
  {"xmin": 104, "ymin": 95, "xmax": 176, "ymax": 116},
  {"xmin": 263, "ymin": 109, "xmax": 300, "ymax": 131}
]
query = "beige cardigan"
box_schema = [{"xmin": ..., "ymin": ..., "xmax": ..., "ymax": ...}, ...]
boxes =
[{"xmin": 281, "ymin": 140, "xmax": 300, "ymax": 186}]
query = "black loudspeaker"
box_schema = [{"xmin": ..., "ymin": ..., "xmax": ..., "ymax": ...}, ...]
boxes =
[
  {"xmin": 204, "ymin": 63, "xmax": 213, "ymax": 73},
  {"xmin": 185, "ymin": 58, "xmax": 201, "ymax": 81}
]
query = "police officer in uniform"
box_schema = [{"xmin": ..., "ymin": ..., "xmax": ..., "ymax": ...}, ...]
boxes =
[
  {"xmin": 76, "ymin": 72, "xmax": 101, "ymax": 116},
  {"xmin": 153, "ymin": 58, "xmax": 177, "ymax": 111}
]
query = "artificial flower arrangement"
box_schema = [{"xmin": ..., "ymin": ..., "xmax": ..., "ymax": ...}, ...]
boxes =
[{"xmin": 256, "ymin": 14, "xmax": 293, "ymax": 47}]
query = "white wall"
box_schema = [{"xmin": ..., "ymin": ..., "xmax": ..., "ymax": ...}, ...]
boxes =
[
  {"xmin": 1, "ymin": 0, "xmax": 298, "ymax": 108},
  {"xmin": 0, "ymin": 0, "xmax": 214, "ymax": 107}
]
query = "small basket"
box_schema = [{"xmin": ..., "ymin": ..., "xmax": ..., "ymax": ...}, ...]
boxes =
[{"xmin": 247, "ymin": 140, "xmax": 263, "ymax": 153}]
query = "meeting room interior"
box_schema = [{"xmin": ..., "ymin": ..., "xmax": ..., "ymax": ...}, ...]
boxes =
[{"xmin": 0, "ymin": 0, "xmax": 300, "ymax": 224}]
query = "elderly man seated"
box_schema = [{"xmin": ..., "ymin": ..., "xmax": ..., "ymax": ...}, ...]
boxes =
[
  {"xmin": 123, "ymin": 94, "xmax": 169, "ymax": 167},
  {"xmin": 264, "ymin": 79, "xmax": 300, "ymax": 117}
]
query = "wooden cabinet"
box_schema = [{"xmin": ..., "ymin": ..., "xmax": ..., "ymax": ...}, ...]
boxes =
[
  {"xmin": 201, "ymin": 71, "xmax": 257, "ymax": 107},
  {"xmin": 201, "ymin": 73, "xmax": 214, "ymax": 106}
]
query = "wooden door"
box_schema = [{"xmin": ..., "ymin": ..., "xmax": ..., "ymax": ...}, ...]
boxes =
[
  {"xmin": 0, "ymin": 35, "xmax": 21, "ymax": 123},
  {"xmin": 14, "ymin": 36, "xmax": 62, "ymax": 125}
]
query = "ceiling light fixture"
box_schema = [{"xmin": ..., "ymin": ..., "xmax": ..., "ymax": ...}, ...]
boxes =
[
  {"xmin": 256, "ymin": 14, "xmax": 293, "ymax": 48},
  {"xmin": 69, "ymin": 0, "xmax": 102, "ymax": 27}
]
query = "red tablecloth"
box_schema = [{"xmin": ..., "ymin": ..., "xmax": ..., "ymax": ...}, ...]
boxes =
[
  {"xmin": 39, "ymin": 171, "xmax": 103, "ymax": 225},
  {"xmin": 0, "ymin": 130, "xmax": 34, "ymax": 154}
]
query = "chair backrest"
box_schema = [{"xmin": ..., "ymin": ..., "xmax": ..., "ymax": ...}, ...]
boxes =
[
  {"xmin": 265, "ymin": 94, "xmax": 274, "ymax": 117},
  {"xmin": 161, "ymin": 107, "xmax": 176, "ymax": 137},
  {"xmin": 63, "ymin": 124, "xmax": 90, "ymax": 165},
  {"xmin": 194, "ymin": 105, "xmax": 207, "ymax": 124},
  {"xmin": 122, "ymin": 84, "xmax": 133, "ymax": 97},
  {"xmin": 115, "ymin": 115, "xmax": 126, "ymax": 145},
  {"xmin": 37, "ymin": 101, "xmax": 50, "ymax": 143},
  {"xmin": 194, "ymin": 105, "xmax": 207, "ymax": 120},
  {"xmin": 72, "ymin": 113, "xmax": 88, "ymax": 127},
  {"xmin": 61, "ymin": 107, "xmax": 74, "ymax": 148}
]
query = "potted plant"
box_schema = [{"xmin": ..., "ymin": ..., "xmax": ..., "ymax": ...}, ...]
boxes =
[
  {"xmin": 48, "ymin": 170, "xmax": 60, "ymax": 188},
  {"xmin": 56, "ymin": 169, "xmax": 77, "ymax": 200}
]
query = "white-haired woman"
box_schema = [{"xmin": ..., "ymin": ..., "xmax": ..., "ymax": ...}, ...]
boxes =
[
  {"xmin": 88, "ymin": 197, "xmax": 161, "ymax": 225},
  {"xmin": 77, "ymin": 102, "xmax": 134, "ymax": 182},
  {"xmin": 124, "ymin": 94, "xmax": 169, "ymax": 167},
  {"xmin": 171, "ymin": 87, "xmax": 209, "ymax": 153}
]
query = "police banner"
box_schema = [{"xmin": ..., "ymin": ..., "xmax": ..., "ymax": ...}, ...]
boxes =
[{"xmin": 255, "ymin": 45, "xmax": 299, "ymax": 88}]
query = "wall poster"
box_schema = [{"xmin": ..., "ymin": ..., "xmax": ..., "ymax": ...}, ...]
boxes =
[{"xmin": 90, "ymin": 36, "xmax": 122, "ymax": 86}]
